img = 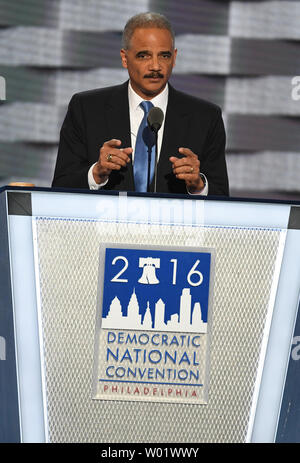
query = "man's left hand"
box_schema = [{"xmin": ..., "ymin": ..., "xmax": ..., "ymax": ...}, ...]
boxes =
[{"xmin": 170, "ymin": 148, "xmax": 204, "ymax": 193}]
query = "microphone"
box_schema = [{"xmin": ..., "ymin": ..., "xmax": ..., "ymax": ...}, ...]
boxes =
[
  {"xmin": 147, "ymin": 107, "xmax": 164, "ymax": 133},
  {"xmin": 147, "ymin": 107, "xmax": 164, "ymax": 192}
]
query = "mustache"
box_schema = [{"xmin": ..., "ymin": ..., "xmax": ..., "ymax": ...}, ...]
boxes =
[{"xmin": 144, "ymin": 72, "xmax": 164, "ymax": 78}]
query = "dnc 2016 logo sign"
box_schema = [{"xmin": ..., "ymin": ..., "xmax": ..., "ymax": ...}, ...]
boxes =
[
  {"xmin": 102, "ymin": 247, "xmax": 211, "ymax": 332},
  {"xmin": 93, "ymin": 245, "xmax": 214, "ymax": 405}
]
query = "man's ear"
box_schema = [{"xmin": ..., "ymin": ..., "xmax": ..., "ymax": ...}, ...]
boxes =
[{"xmin": 120, "ymin": 49, "xmax": 128, "ymax": 69}]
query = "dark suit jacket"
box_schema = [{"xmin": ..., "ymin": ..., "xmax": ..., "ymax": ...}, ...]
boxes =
[{"xmin": 52, "ymin": 81, "xmax": 229, "ymax": 195}]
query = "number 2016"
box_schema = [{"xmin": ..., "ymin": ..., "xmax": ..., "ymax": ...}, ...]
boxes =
[{"xmin": 110, "ymin": 256, "xmax": 203, "ymax": 286}]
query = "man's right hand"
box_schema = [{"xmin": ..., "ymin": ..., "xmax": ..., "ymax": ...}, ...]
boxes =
[{"xmin": 92, "ymin": 139, "xmax": 133, "ymax": 185}]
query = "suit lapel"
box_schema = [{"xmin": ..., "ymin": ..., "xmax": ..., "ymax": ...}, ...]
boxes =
[
  {"xmin": 106, "ymin": 82, "xmax": 131, "ymax": 146},
  {"xmin": 156, "ymin": 84, "xmax": 189, "ymax": 192},
  {"xmin": 105, "ymin": 81, "xmax": 135, "ymax": 190}
]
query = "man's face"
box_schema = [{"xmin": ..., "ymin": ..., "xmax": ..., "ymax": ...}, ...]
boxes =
[{"xmin": 120, "ymin": 27, "xmax": 177, "ymax": 99}]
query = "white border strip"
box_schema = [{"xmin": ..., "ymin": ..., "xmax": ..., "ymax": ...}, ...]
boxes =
[
  {"xmin": 250, "ymin": 228, "xmax": 300, "ymax": 442},
  {"xmin": 31, "ymin": 191, "xmax": 288, "ymax": 229},
  {"xmin": 6, "ymin": 196, "xmax": 23, "ymax": 441},
  {"xmin": 246, "ymin": 229, "xmax": 287, "ymax": 442},
  {"xmin": 32, "ymin": 218, "xmax": 50, "ymax": 443},
  {"xmin": 7, "ymin": 215, "xmax": 46, "ymax": 442}
]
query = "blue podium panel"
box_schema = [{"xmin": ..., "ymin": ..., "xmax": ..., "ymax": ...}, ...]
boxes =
[
  {"xmin": 0, "ymin": 192, "xmax": 20, "ymax": 442},
  {"xmin": 0, "ymin": 187, "xmax": 300, "ymax": 442},
  {"xmin": 276, "ymin": 297, "xmax": 300, "ymax": 443}
]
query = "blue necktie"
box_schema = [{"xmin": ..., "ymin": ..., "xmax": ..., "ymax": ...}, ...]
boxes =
[{"xmin": 134, "ymin": 100, "xmax": 156, "ymax": 192}]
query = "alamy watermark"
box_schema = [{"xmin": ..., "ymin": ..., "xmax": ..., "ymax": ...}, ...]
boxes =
[
  {"xmin": 0, "ymin": 336, "xmax": 6, "ymax": 361},
  {"xmin": 0, "ymin": 75, "xmax": 6, "ymax": 100},
  {"xmin": 291, "ymin": 335, "xmax": 300, "ymax": 361},
  {"xmin": 291, "ymin": 76, "xmax": 300, "ymax": 101}
]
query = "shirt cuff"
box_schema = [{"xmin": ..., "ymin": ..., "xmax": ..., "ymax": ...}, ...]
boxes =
[
  {"xmin": 187, "ymin": 173, "xmax": 208, "ymax": 196},
  {"xmin": 88, "ymin": 163, "xmax": 109, "ymax": 190}
]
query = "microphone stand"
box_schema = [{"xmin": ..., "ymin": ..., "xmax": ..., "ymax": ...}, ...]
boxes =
[
  {"xmin": 146, "ymin": 145, "xmax": 151, "ymax": 192},
  {"xmin": 147, "ymin": 107, "xmax": 163, "ymax": 193},
  {"xmin": 153, "ymin": 128, "xmax": 159, "ymax": 193}
]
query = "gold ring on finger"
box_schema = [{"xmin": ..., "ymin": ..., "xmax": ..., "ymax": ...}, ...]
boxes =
[
  {"xmin": 107, "ymin": 153, "xmax": 113, "ymax": 161},
  {"xmin": 190, "ymin": 167, "xmax": 194, "ymax": 173}
]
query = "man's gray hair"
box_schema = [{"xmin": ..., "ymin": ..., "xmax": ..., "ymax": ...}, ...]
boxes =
[{"xmin": 122, "ymin": 12, "xmax": 175, "ymax": 50}]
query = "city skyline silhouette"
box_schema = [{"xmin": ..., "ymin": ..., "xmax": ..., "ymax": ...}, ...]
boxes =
[{"xmin": 102, "ymin": 287, "xmax": 207, "ymax": 333}]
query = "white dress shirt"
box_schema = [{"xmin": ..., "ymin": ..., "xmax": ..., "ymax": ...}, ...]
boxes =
[
  {"xmin": 88, "ymin": 82, "xmax": 208, "ymax": 195},
  {"xmin": 128, "ymin": 80, "xmax": 168, "ymax": 163}
]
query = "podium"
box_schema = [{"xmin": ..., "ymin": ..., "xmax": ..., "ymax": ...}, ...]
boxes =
[{"xmin": 0, "ymin": 186, "xmax": 300, "ymax": 443}]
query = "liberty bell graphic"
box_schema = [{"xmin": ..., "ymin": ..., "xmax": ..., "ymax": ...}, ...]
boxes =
[{"xmin": 138, "ymin": 257, "xmax": 160, "ymax": 284}]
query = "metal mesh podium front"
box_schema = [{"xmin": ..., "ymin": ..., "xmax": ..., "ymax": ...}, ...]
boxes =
[{"xmin": 33, "ymin": 216, "xmax": 284, "ymax": 443}]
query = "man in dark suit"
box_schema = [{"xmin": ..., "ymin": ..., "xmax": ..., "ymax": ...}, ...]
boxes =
[{"xmin": 52, "ymin": 12, "xmax": 229, "ymax": 196}]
